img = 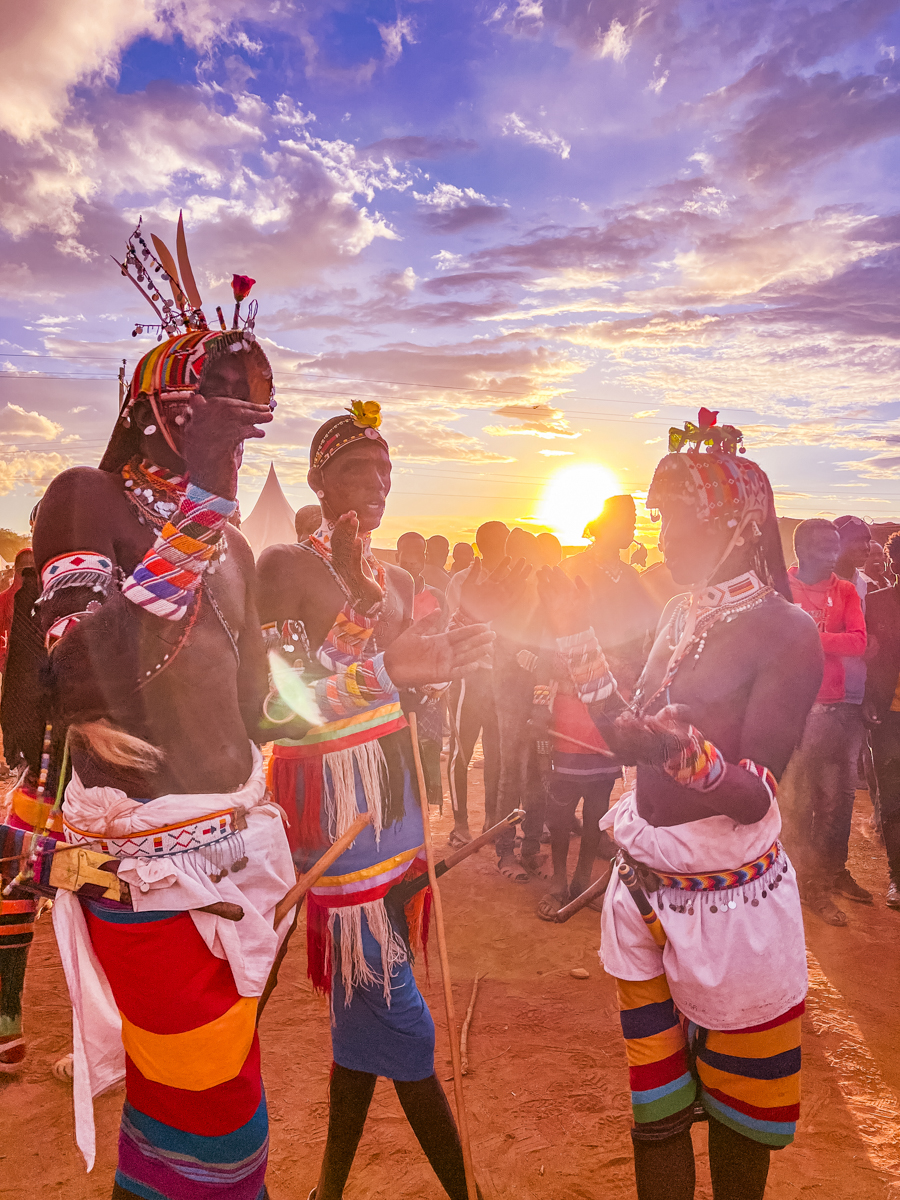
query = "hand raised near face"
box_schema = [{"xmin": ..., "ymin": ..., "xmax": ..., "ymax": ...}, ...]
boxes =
[
  {"xmin": 330, "ymin": 511, "xmax": 384, "ymax": 612},
  {"xmin": 536, "ymin": 565, "xmax": 591, "ymax": 637},
  {"xmin": 458, "ymin": 556, "xmax": 531, "ymax": 623},
  {"xmin": 182, "ymin": 392, "xmax": 273, "ymax": 500},
  {"xmin": 384, "ymin": 609, "xmax": 494, "ymax": 688}
]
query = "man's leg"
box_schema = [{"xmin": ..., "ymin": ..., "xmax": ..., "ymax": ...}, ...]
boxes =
[
  {"xmin": 0, "ymin": 931, "xmax": 30, "ymax": 1071},
  {"xmin": 492, "ymin": 647, "xmax": 531, "ymax": 880},
  {"xmin": 394, "ymin": 1074, "xmax": 481, "ymax": 1200},
  {"xmin": 828, "ymin": 703, "xmax": 873, "ymax": 904},
  {"xmin": 446, "ymin": 677, "xmax": 479, "ymax": 841},
  {"xmin": 478, "ymin": 672, "xmax": 501, "ymax": 832},
  {"xmin": 538, "ymin": 776, "xmax": 579, "ymax": 918},
  {"xmin": 315, "ymin": 1065, "xmax": 378, "ymax": 1200},
  {"xmin": 707, "ymin": 1118, "xmax": 770, "ymax": 1200},
  {"xmin": 616, "ymin": 976, "xmax": 697, "ymax": 1200},
  {"xmin": 569, "ymin": 773, "xmax": 618, "ymax": 897},
  {"xmin": 871, "ymin": 713, "xmax": 900, "ymax": 907}
]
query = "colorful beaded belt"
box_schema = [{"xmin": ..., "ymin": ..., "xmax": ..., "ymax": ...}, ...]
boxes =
[
  {"xmin": 654, "ymin": 841, "xmax": 780, "ymax": 892},
  {"xmin": 63, "ymin": 807, "xmax": 243, "ymax": 859}
]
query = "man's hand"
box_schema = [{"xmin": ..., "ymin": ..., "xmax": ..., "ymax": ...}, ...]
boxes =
[
  {"xmin": 330, "ymin": 511, "xmax": 384, "ymax": 612},
  {"xmin": 384, "ymin": 610, "xmax": 494, "ymax": 688},
  {"xmin": 459, "ymin": 556, "xmax": 531, "ymax": 623},
  {"xmin": 183, "ymin": 393, "xmax": 273, "ymax": 499},
  {"xmin": 609, "ymin": 704, "xmax": 694, "ymax": 766},
  {"xmin": 536, "ymin": 565, "xmax": 592, "ymax": 636}
]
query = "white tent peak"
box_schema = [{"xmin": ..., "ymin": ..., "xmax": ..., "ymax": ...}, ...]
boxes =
[{"xmin": 242, "ymin": 462, "xmax": 296, "ymax": 557}]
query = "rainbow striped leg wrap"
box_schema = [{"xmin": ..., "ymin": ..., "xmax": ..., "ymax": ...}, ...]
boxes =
[
  {"xmin": 122, "ymin": 484, "xmax": 236, "ymax": 620},
  {"xmin": 663, "ymin": 726, "xmax": 725, "ymax": 792},
  {"xmin": 616, "ymin": 975, "xmax": 802, "ymax": 1148}
]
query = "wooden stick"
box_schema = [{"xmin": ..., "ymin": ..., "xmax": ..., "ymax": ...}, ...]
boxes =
[
  {"xmin": 272, "ymin": 811, "xmax": 373, "ymax": 930},
  {"xmin": 460, "ymin": 974, "xmax": 485, "ymax": 1076},
  {"xmin": 408, "ymin": 711, "xmax": 478, "ymax": 1200},
  {"xmin": 554, "ymin": 861, "xmax": 614, "ymax": 922}
]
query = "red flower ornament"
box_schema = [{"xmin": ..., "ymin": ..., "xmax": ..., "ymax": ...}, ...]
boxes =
[
  {"xmin": 232, "ymin": 274, "xmax": 256, "ymax": 302},
  {"xmin": 698, "ymin": 407, "xmax": 719, "ymax": 429}
]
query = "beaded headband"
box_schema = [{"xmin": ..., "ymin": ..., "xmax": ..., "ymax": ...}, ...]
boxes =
[
  {"xmin": 310, "ymin": 401, "xmax": 388, "ymax": 471},
  {"xmin": 647, "ymin": 409, "xmax": 770, "ymax": 530}
]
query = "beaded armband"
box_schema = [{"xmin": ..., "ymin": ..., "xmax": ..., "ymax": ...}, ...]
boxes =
[
  {"xmin": 556, "ymin": 628, "xmax": 617, "ymax": 704},
  {"xmin": 662, "ymin": 726, "xmax": 725, "ymax": 791},
  {"xmin": 315, "ymin": 599, "xmax": 398, "ymax": 718},
  {"xmin": 40, "ymin": 552, "xmax": 115, "ymax": 605},
  {"xmin": 739, "ymin": 758, "xmax": 777, "ymax": 802},
  {"xmin": 122, "ymin": 484, "xmax": 236, "ymax": 620}
]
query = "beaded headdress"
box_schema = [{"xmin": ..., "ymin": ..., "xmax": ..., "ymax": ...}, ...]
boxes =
[
  {"xmin": 646, "ymin": 408, "xmax": 771, "ymax": 532},
  {"xmin": 309, "ymin": 401, "xmax": 388, "ymax": 471},
  {"xmin": 100, "ymin": 214, "xmax": 269, "ymax": 472}
]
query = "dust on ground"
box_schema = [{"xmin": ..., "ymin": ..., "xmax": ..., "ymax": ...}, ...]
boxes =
[{"xmin": 2, "ymin": 758, "xmax": 899, "ymax": 1199}]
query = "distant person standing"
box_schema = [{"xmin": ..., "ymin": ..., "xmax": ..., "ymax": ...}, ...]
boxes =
[
  {"xmin": 864, "ymin": 540, "xmax": 890, "ymax": 590},
  {"xmin": 863, "ymin": 532, "xmax": 900, "ymax": 910},
  {"xmin": 449, "ymin": 541, "xmax": 474, "ymax": 577},
  {"xmin": 562, "ymin": 495, "xmax": 659, "ymax": 698},
  {"xmin": 397, "ymin": 531, "xmax": 448, "ymax": 810},
  {"xmin": 444, "ymin": 522, "xmax": 506, "ymax": 846},
  {"xmin": 294, "ymin": 502, "xmax": 321, "ymax": 542},
  {"xmin": 780, "ymin": 519, "xmax": 869, "ymax": 924},
  {"xmin": 536, "ymin": 531, "xmax": 562, "ymax": 567},
  {"xmin": 424, "ymin": 534, "xmax": 450, "ymax": 592}
]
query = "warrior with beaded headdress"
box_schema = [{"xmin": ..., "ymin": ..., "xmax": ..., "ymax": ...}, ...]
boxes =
[
  {"xmin": 256, "ymin": 403, "xmax": 508, "ymax": 1200},
  {"xmin": 536, "ymin": 410, "xmax": 823, "ymax": 1200},
  {"xmin": 23, "ymin": 215, "xmax": 312, "ymax": 1200}
]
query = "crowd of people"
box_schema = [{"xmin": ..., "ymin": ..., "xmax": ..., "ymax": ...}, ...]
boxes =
[{"xmin": 1, "ymin": 230, "xmax": 898, "ymax": 1200}]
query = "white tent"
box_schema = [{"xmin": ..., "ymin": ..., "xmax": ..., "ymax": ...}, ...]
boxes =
[{"xmin": 241, "ymin": 463, "xmax": 296, "ymax": 557}]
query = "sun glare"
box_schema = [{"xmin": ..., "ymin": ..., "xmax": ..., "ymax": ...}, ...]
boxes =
[{"xmin": 537, "ymin": 463, "xmax": 620, "ymax": 544}]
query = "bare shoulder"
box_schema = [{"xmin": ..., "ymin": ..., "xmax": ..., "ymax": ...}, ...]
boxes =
[
  {"xmin": 34, "ymin": 467, "xmax": 127, "ymax": 568},
  {"xmin": 385, "ymin": 563, "xmax": 414, "ymax": 597},
  {"xmin": 756, "ymin": 593, "xmax": 821, "ymax": 660},
  {"xmin": 257, "ymin": 542, "xmax": 307, "ymax": 582},
  {"xmin": 222, "ymin": 522, "xmax": 255, "ymax": 572}
]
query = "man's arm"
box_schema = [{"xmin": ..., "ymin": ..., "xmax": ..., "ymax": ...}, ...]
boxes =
[{"xmin": 820, "ymin": 585, "xmax": 866, "ymax": 657}]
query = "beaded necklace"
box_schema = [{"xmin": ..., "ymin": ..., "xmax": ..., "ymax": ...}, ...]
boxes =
[
  {"xmin": 121, "ymin": 458, "xmax": 185, "ymax": 528},
  {"xmin": 636, "ymin": 570, "xmax": 774, "ymax": 713}
]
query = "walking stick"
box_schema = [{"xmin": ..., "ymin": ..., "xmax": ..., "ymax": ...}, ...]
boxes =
[
  {"xmin": 408, "ymin": 710, "xmax": 479, "ymax": 1200},
  {"xmin": 272, "ymin": 811, "xmax": 373, "ymax": 931},
  {"xmin": 617, "ymin": 859, "xmax": 668, "ymax": 947},
  {"xmin": 257, "ymin": 812, "xmax": 374, "ymax": 1019},
  {"xmin": 554, "ymin": 859, "xmax": 614, "ymax": 922}
]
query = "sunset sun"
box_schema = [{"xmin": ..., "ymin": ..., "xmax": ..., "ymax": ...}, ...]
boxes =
[{"xmin": 537, "ymin": 463, "xmax": 620, "ymax": 544}]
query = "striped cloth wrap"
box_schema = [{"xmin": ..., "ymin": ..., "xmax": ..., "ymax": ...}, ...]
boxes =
[
  {"xmin": 617, "ymin": 973, "xmax": 802, "ymax": 1148},
  {"xmin": 271, "ymin": 698, "xmax": 429, "ymax": 1003}
]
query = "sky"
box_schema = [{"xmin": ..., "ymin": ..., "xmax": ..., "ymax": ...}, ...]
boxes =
[{"xmin": 2, "ymin": 0, "xmax": 900, "ymax": 549}]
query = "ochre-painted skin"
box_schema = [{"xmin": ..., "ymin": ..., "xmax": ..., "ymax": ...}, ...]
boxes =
[
  {"xmin": 628, "ymin": 502, "xmax": 824, "ymax": 828},
  {"xmin": 32, "ymin": 355, "xmax": 298, "ymax": 798}
]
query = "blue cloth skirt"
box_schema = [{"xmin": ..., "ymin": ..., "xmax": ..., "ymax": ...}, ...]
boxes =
[{"xmin": 330, "ymin": 911, "xmax": 435, "ymax": 1081}]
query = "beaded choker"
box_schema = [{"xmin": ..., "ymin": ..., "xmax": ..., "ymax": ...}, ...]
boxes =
[
  {"xmin": 637, "ymin": 570, "xmax": 774, "ymax": 712},
  {"xmin": 122, "ymin": 458, "xmax": 186, "ymax": 530}
]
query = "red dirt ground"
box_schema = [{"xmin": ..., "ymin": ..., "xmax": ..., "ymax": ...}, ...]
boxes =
[{"xmin": 2, "ymin": 759, "xmax": 900, "ymax": 1199}]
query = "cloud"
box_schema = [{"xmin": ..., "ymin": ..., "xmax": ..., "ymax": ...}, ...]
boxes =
[
  {"xmin": 500, "ymin": 113, "xmax": 570, "ymax": 158},
  {"xmin": 0, "ymin": 403, "xmax": 62, "ymax": 440},
  {"xmin": 375, "ymin": 16, "xmax": 417, "ymax": 67},
  {"xmin": 363, "ymin": 136, "xmax": 479, "ymax": 161},
  {"xmin": 414, "ymin": 183, "xmax": 508, "ymax": 233},
  {"xmin": 484, "ymin": 403, "xmax": 579, "ymax": 438}
]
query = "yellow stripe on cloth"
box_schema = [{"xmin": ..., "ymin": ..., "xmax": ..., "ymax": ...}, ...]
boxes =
[
  {"xmin": 317, "ymin": 844, "xmax": 421, "ymax": 887},
  {"xmin": 705, "ymin": 1017, "xmax": 802, "ymax": 1060},
  {"xmin": 119, "ymin": 996, "xmax": 257, "ymax": 1091},
  {"xmin": 623, "ymin": 1024, "xmax": 686, "ymax": 1067},
  {"xmin": 12, "ymin": 789, "xmax": 64, "ymax": 833},
  {"xmin": 616, "ymin": 974, "xmax": 673, "ymax": 1010},
  {"xmin": 697, "ymin": 1062, "xmax": 801, "ymax": 1109}
]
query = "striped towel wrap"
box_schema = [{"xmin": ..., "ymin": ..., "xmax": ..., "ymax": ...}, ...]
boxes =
[{"xmin": 616, "ymin": 973, "xmax": 802, "ymax": 1147}]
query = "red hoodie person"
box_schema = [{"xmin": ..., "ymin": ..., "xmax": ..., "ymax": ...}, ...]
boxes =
[{"xmin": 787, "ymin": 564, "xmax": 866, "ymax": 703}]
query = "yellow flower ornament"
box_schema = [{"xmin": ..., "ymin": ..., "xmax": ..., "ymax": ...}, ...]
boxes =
[{"xmin": 347, "ymin": 399, "xmax": 382, "ymax": 429}]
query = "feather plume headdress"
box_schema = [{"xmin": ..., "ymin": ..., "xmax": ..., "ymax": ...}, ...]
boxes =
[{"xmin": 101, "ymin": 213, "xmax": 270, "ymax": 471}]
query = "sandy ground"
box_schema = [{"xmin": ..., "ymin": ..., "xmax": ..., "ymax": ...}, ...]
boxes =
[{"xmin": 2, "ymin": 757, "xmax": 900, "ymax": 1200}]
